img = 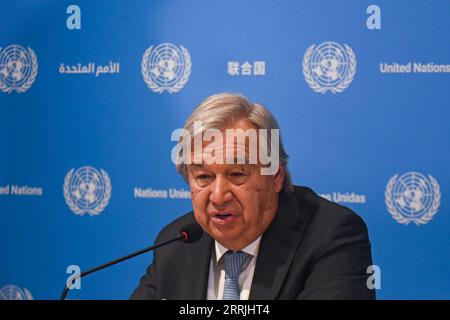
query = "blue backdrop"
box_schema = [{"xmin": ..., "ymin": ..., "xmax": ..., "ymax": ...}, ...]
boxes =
[{"xmin": 0, "ymin": 0, "xmax": 449, "ymax": 299}]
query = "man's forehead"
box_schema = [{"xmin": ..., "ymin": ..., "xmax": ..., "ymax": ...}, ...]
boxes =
[
  {"xmin": 175, "ymin": 118, "xmax": 279, "ymax": 174},
  {"xmin": 191, "ymin": 149, "xmax": 252, "ymax": 163},
  {"xmin": 189, "ymin": 163, "xmax": 255, "ymax": 170},
  {"xmin": 192, "ymin": 140, "xmax": 251, "ymax": 153}
]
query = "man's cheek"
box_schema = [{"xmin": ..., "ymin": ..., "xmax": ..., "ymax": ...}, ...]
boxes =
[
  {"xmin": 191, "ymin": 188, "xmax": 209, "ymax": 212},
  {"xmin": 191, "ymin": 186, "xmax": 209, "ymax": 200},
  {"xmin": 190, "ymin": 187, "xmax": 200, "ymax": 200}
]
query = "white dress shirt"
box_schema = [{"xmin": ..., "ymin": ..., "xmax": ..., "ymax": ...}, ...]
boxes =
[{"xmin": 206, "ymin": 237, "xmax": 261, "ymax": 300}]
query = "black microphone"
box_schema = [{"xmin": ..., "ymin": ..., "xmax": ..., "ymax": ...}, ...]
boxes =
[{"xmin": 60, "ymin": 223, "xmax": 203, "ymax": 300}]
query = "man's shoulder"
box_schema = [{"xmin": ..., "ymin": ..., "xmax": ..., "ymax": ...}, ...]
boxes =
[
  {"xmin": 291, "ymin": 185, "xmax": 369, "ymax": 233},
  {"xmin": 155, "ymin": 211, "xmax": 196, "ymax": 243},
  {"xmin": 292, "ymin": 185, "xmax": 355, "ymax": 215}
]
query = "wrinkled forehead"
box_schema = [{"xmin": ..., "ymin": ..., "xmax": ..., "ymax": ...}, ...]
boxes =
[
  {"xmin": 190, "ymin": 123, "xmax": 265, "ymax": 164},
  {"xmin": 191, "ymin": 138, "xmax": 253, "ymax": 163},
  {"xmin": 178, "ymin": 118, "xmax": 279, "ymax": 175}
]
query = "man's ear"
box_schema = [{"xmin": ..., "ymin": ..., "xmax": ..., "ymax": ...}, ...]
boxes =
[{"xmin": 273, "ymin": 166, "xmax": 285, "ymax": 193}]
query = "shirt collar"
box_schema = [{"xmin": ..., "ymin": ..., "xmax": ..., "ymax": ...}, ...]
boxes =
[{"xmin": 214, "ymin": 236, "xmax": 261, "ymax": 264}]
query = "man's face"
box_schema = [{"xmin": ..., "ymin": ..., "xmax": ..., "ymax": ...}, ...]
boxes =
[{"xmin": 187, "ymin": 119, "xmax": 285, "ymax": 251}]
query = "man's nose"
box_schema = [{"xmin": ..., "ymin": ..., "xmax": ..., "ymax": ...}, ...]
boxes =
[{"xmin": 209, "ymin": 176, "xmax": 233, "ymax": 206}]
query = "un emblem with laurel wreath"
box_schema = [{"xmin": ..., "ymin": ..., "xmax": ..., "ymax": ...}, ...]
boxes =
[
  {"xmin": 63, "ymin": 166, "xmax": 112, "ymax": 216},
  {"xmin": 141, "ymin": 43, "xmax": 191, "ymax": 94},
  {"xmin": 0, "ymin": 285, "xmax": 33, "ymax": 300},
  {"xmin": 0, "ymin": 45, "xmax": 38, "ymax": 94},
  {"xmin": 303, "ymin": 41, "xmax": 356, "ymax": 94},
  {"xmin": 385, "ymin": 172, "xmax": 440, "ymax": 225}
]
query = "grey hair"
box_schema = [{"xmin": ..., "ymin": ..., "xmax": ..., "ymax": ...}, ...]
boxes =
[{"xmin": 176, "ymin": 93, "xmax": 294, "ymax": 195}]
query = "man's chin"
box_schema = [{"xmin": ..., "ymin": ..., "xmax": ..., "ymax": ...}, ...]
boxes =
[{"xmin": 209, "ymin": 226, "xmax": 242, "ymax": 243}]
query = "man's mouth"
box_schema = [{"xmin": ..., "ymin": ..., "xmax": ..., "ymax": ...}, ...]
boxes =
[
  {"xmin": 215, "ymin": 213, "xmax": 232, "ymax": 220},
  {"xmin": 210, "ymin": 212, "xmax": 237, "ymax": 225}
]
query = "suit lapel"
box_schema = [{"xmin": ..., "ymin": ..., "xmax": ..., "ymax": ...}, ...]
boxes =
[
  {"xmin": 179, "ymin": 231, "xmax": 214, "ymax": 299},
  {"xmin": 249, "ymin": 190, "xmax": 308, "ymax": 299}
]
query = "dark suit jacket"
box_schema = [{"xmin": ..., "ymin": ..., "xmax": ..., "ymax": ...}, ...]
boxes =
[{"xmin": 130, "ymin": 186, "xmax": 375, "ymax": 300}]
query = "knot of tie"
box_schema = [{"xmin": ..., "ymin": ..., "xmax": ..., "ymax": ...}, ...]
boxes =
[{"xmin": 222, "ymin": 251, "xmax": 250, "ymax": 300}]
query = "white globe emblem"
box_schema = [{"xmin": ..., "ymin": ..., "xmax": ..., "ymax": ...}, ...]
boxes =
[
  {"xmin": 385, "ymin": 172, "xmax": 441, "ymax": 225},
  {"xmin": 0, "ymin": 44, "xmax": 38, "ymax": 93},
  {"xmin": 141, "ymin": 43, "xmax": 192, "ymax": 93},
  {"xmin": 0, "ymin": 285, "xmax": 33, "ymax": 300},
  {"xmin": 303, "ymin": 41, "xmax": 356, "ymax": 94},
  {"xmin": 64, "ymin": 166, "xmax": 112, "ymax": 216}
]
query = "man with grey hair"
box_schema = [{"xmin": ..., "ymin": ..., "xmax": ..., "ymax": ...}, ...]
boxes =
[{"xmin": 131, "ymin": 93, "xmax": 375, "ymax": 300}]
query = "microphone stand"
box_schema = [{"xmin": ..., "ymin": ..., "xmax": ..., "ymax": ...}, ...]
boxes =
[{"xmin": 60, "ymin": 235, "xmax": 183, "ymax": 300}]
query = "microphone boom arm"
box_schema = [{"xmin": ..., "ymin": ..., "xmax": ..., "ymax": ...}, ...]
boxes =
[{"xmin": 60, "ymin": 234, "xmax": 183, "ymax": 300}]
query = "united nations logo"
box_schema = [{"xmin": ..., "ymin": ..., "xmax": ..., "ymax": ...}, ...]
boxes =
[
  {"xmin": 303, "ymin": 41, "xmax": 356, "ymax": 94},
  {"xmin": 385, "ymin": 172, "xmax": 441, "ymax": 225},
  {"xmin": 141, "ymin": 43, "xmax": 191, "ymax": 94},
  {"xmin": 0, "ymin": 285, "xmax": 33, "ymax": 300},
  {"xmin": 0, "ymin": 44, "xmax": 38, "ymax": 93},
  {"xmin": 63, "ymin": 166, "xmax": 112, "ymax": 216}
]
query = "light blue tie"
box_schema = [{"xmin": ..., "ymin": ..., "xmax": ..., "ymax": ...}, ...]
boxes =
[{"xmin": 222, "ymin": 251, "xmax": 250, "ymax": 300}]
